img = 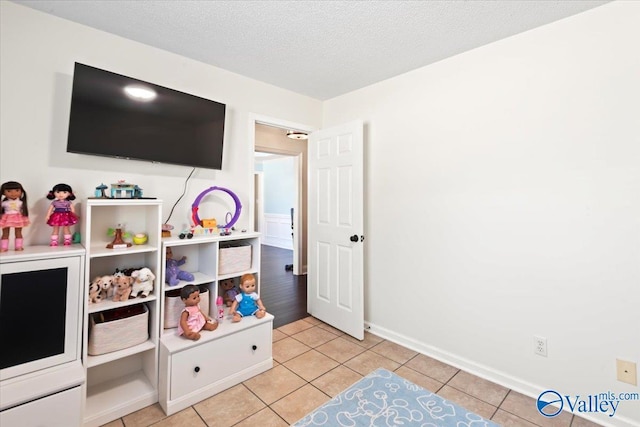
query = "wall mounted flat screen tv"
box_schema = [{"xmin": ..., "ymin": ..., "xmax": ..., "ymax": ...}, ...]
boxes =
[{"xmin": 67, "ymin": 62, "xmax": 226, "ymax": 170}]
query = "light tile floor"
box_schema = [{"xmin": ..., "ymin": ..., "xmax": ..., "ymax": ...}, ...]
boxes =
[{"xmin": 102, "ymin": 316, "xmax": 604, "ymax": 427}]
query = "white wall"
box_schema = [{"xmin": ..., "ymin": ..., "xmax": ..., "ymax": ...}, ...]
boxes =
[
  {"xmin": 324, "ymin": 2, "xmax": 639, "ymax": 426},
  {"xmin": 0, "ymin": 2, "xmax": 322, "ymax": 246}
]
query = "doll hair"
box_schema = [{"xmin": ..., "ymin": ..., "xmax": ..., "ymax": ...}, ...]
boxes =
[
  {"xmin": 1, "ymin": 181, "xmax": 29, "ymax": 216},
  {"xmin": 240, "ymin": 273, "xmax": 256, "ymax": 288},
  {"xmin": 47, "ymin": 183, "xmax": 76, "ymax": 201},
  {"xmin": 180, "ymin": 284, "xmax": 200, "ymax": 300}
]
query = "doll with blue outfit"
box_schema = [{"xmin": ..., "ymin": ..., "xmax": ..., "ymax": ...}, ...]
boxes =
[{"xmin": 230, "ymin": 273, "xmax": 266, "ymax": 323}]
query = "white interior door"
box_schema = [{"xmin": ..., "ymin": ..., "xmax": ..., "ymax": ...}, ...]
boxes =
[{"xmin": 307, "ymin": 120, "xmax": 364, "ymax": 340}]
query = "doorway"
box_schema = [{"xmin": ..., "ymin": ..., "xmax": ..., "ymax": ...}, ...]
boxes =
[
  {"xmin": 251, "ymin": 119, "xmax": 313, "ymax": 275},
  {"xmin": 250, "ymin": 116, "xmax": 314, "ymax": 327}
]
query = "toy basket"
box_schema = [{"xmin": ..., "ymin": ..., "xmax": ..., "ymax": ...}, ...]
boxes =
[
  {"xmin": 164, "ymin": 286, "xmax": 209, "ymax": 329},
  {"xmin": 219, "ymin": 243, "xmax": 252, "ymax": 275},
  {"xmin": 88, "ymin": 304, "xmax": 148, "ymax": 355}
]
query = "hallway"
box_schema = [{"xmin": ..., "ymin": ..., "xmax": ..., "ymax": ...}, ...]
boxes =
[{"xmin": 259, "ymin": 245, "xmax": 308, "ymax": 329}]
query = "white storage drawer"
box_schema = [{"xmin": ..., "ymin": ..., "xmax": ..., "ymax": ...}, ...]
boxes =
[
  {"xmin": 170, "ymin": 321, "xmax": 271, "ymax": 400},
  {"xmin": 0, "ymin": 386, "xmax": 82, "ymax": 427}
]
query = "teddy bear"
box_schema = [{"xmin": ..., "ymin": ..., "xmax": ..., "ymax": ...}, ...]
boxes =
[
  {"xmin": 112, "ymin": 274, "xmax": 133, "ymax": 302},
  {"xmin": 88, "ymin": 278, "xmax": 103, "ymax": 304},
  {"xmin": 131, "ymin": 267, "xmax": 155, "ymax": 298},
  {"xmin": 220, "ymin": 278, "xmax": 239, "ymax": 307},
  {"xmin": 96, "ymin": 275, "xmax": 114, "ymax": 301},
  {"xmin": 165, "ymin": 246, "xmax": 194, "ymax": 286}
]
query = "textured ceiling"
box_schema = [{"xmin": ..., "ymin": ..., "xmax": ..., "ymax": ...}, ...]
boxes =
[{"xmin": 13, "ymin": 0, "xmax": 610, "ymax": 100}]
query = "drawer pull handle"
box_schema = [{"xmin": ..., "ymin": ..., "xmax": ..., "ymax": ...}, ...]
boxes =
[
  {"xmin": 252, "ymin": 345, "xmax": 257, "ymax": 351},
  {"xmin": 194, "ymin": 366, "xmax": 200, "ymax": 373}
]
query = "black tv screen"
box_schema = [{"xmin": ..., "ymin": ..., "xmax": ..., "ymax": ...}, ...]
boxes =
[{"xmin": 67, "ymin": 63, "xmax": 226, "ymax": 170}]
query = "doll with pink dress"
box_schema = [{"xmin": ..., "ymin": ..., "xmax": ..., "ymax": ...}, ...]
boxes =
[
  {"xmin": 45, "ymin": 183, "xmax": 78, "ymax": 246},
  {"xmin": 178, "ymin": 284, "xmax": 218, "ymax": 340},
  {"xmin": 0, "ymin": 181, "xmax": 30, "ymax": 252}
]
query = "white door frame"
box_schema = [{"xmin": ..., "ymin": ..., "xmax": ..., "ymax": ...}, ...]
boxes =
[{"xmin": 249, "ymin": 114, "xmax": 315, "ymax": 275}]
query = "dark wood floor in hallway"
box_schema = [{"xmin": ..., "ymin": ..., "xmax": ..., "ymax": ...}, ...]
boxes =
[{"xmin": 260, "ymin": 245, "xmax": 308, "ymax": 329}]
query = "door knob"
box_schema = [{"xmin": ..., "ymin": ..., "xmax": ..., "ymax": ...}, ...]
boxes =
[{"xmin": 350, "ymin": 235, "xmax": 358, "ymax": 242}]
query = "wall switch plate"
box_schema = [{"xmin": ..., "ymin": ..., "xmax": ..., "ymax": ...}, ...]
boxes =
[
  {"xmin": 534, "ymin": 336, "xmax": 547, "ymax": 357},
  {"xmin": 616, "ymin": 359, "xmax": 637, "ymax": 386}
]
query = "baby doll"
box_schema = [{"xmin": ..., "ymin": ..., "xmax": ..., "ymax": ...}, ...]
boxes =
[
  {"xmin": 178, "ymin": 284, "xmax": 218, "ymax": 340},
  {"xmin": 165, "ymin": 246, "xmax": 195, "ymax": 286},
  {"xmin": 45, "ymin": 183, "xmax": 78, "ymax": 247},
  {"xmin": 230, "ymin": 273, "xmax": 266, "ymax": 323},
  {"xmin": 0, "ymin": 181, "xmax": 30, "ymax": 252},
  {"xmin": 220, "ymin": 278, "xmax": 239, "ymax": 307}
]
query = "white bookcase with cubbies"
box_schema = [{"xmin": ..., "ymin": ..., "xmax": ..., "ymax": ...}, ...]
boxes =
[
  {"xmin": 81, "ymin": 199, "xmax": 162, "ymax": 427},
  {"xmin": 158, "ymin": 232, "xmax": 273, "ymax": 415}
]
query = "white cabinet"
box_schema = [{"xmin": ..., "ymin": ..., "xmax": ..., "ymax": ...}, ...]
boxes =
[
  {"xmin": 159, "ymin": 314, "xmax": 273, "ymax": 415},
  {"xmin": 158, "ymin": 232, "xmax": 273, "ymax": 415},
  {"xmin": 0, "ymin": 247, "xmax": 85, "ymax": 427},
  {"xmin": 81, "ymin": 199, "xmax": 162, "ymax": 427},
  {"xmin": 0, "ymin": 386, "xmax": 82, "ymax": 427}
]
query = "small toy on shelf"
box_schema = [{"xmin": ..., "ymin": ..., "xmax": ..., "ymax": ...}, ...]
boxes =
[
  {"xmin": 107, "ymin": 224, "xmax": 132, "ymax": 249},
  {"xmin": 96, "ymin": 275, "xmax": 114, "ymax": 301},
  {"xmin": 220, "ymin": 278, "xmax": 239, "ymax": 307},
  {"xmin": 131, "ymin": 267, "xmax": 155, "ymax": 298},
  {"xmin": 165, "ymin": 247, "xmax": 194, "ymax": 286},
  {"xmin": 178, "ymin": 284, "xmax": 218, "ymax": 341},
  {"xmin": 45, "ymin": 183, "xmax": 78, "ymax": 247},
  {"xmin": 94, "ymin": 183, "xmax": 108, "ymax": 198},
  {"xmin": 230, "ymin": 273, "xmax": 266, "ymax": 323},
  {"xmin": 88, "ymin": 280, "xmax": 102, "ymax": 304},
  {"xmin": 178, "ymin": 229, "xmax": 194, "ymax": 239},
  {"xmin": 110, "ymin": 180, "xmax": 136, "ymax": 198},
  {"xmin": 0, "ymin": 181, "xmax": 30, "ymax": 252},
  {"xmin": 112, "ymin": 273, "xmax": 133, "ymax": 302},
  {"xmin": 132, "ymin": 233, "xmax": 148, "ymax": 245},
  {"xmin": 161, "ymin": 223, "xmax": 174, "ymax": 238}
]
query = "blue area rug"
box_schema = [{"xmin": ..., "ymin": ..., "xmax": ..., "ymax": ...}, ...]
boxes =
[{"xmin": 292, "ymin": 368, "xmax": 499, "ymax": 426}]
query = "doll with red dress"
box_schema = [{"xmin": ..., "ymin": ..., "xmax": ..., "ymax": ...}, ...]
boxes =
[{"xmin": 45, "ymin": 183, "xmax": 78, "ymax": 247}]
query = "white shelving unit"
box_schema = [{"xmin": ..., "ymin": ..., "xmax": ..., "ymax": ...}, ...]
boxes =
[
  {"xmin": 81, "ymin": 199, "xmax": 162, "ymax": 427},
  {"xmin": 158, "ymin": 232, "xmax": 273, "ymax": 414},
  {"xmin": 159, "ymin": 232, "xmax": 261, "ymax": 331}
]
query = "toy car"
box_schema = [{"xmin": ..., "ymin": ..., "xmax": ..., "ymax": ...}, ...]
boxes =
[{"xmin": 178, "ymin": 230, "xmax": 194, "ymax": 239}]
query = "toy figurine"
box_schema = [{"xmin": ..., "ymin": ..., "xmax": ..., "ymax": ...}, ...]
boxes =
[
  {"xmin": 230, "ymin": 273, "xmax": 266, "ymax": 323},
  {"xmin": 165, "ymin": 247, "xmax": 194, "ymax": 286},
  {"xmin": 130, "ymin": 267, "xmax": 155, "ymax": 298},
  {"xmin": 178, "ymin": 284, "xmax": 218, "ymax": 340},
  {"xmin": 220, "ymin": 278, "xmax": 239, "ymax": 307},
  {"xmin": 0, "ymin": 181, "xmax": 30, "ymax": 252},
  {"xmin": 45, "ymin": 183, "xmax": 78, "ymax": 246},
  {"xmin": 106, "ymin": 225, "xmax": 132, "ymax": 249}
]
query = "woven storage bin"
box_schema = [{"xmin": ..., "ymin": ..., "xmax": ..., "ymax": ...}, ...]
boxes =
[
  {"xmin": 88, "ymin": 304, "xmax": 148, "ymax": 355},
  {"xmin": 219, "ymin": 244, "xmax": 252, "ymax": 275},
  {"xmin": 164, "ymin": 286, "xmax": 209, "ymax": 329}
]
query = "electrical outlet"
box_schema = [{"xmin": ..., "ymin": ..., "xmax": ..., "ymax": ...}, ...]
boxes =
[
  {"xmin": 616, "ymin": 359, "xmax": 637, "ymax": 386},
  {"xmin": 534, "ymin": 336, "xmax": 547, "ymax": 357}
]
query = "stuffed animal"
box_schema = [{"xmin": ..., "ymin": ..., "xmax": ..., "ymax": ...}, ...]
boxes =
[
  {"xmin": 165, "ymin": 247, "xmax": 194, "ymax": 286},
  {"xmin": 220, "ymin": 278, "xmax": 239, "ymax": 307},
  {"xmin": 112, "ymin": 274, "xmax": 133, "ymax": 302},
  {"xmin": 88, "ymin": 278, "xmax": 102, "ymax": 304},
  {"xmin": 131, "ymin": 267, "xmax": 155, "ymax": 298},
  {"xmin": 96, "ymin": 275, "xmax": 114, "ymax": 301}
]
